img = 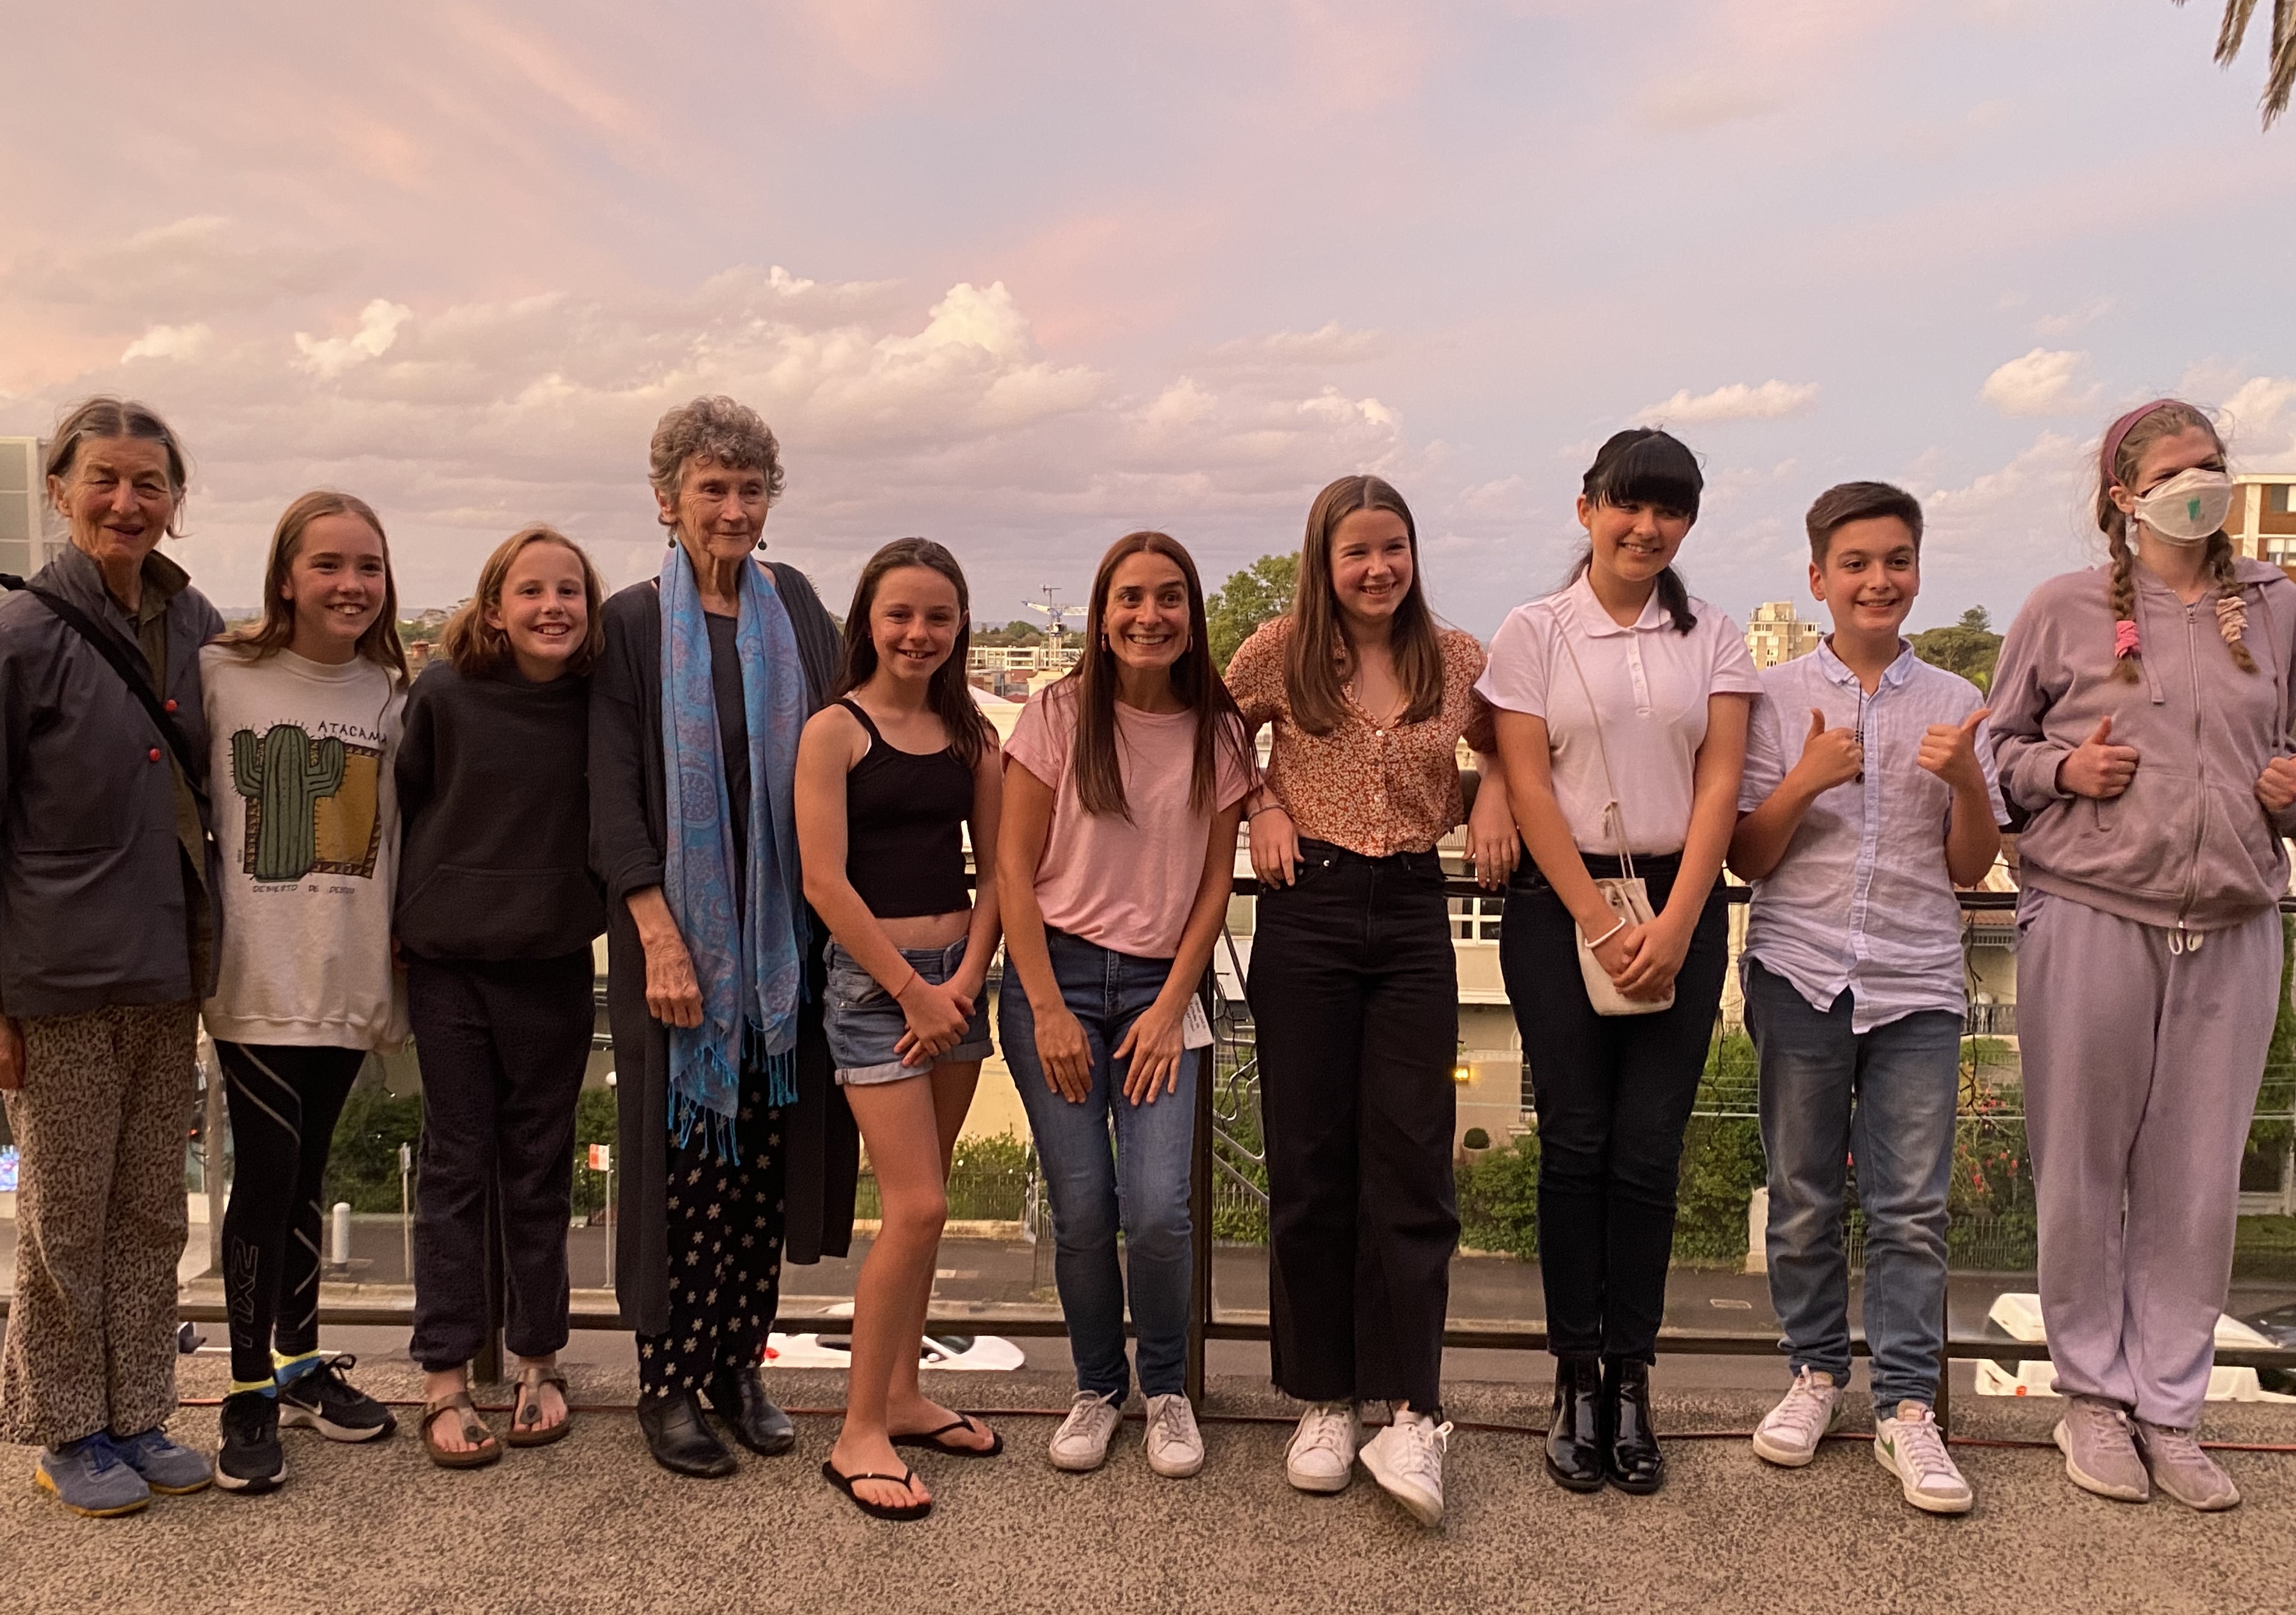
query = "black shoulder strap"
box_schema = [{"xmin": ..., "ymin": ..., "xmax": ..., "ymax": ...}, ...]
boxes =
[
  {"xmin": 1, "ymin": 573, "xmax": 210, "ymax": 804},
  {"xmin": 835, "ymin": 696, "xmax": 883, "ymax": 746}
]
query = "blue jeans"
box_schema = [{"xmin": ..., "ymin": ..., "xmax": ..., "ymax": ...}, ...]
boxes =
[
  {"xmin": 1001, "ymin": 929, "xmax": 1199, "ymax": 1401},
  {"xmin": 1745, "ymin": 960, "xmax": 1960, "ymax": 1412}
]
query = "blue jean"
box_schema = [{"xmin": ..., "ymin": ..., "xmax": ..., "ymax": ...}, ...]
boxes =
[
  {"xmin": 1744, "ymin": 960, "xmax": 1960, "ymax": 1412},
  {"xmin": 1002, "ymin": 928, "xmax": 1199, "ymax": 1400}
]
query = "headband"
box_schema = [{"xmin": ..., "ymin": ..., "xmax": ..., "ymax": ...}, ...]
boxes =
[{"xmin": 2099, "ymin": 398, "xmax": 2181, "ymax": 489}]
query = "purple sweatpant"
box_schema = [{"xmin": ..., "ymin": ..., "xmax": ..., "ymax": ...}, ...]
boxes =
[{"xmin": 2018, "ymin": 886, "xmax": 2281, "ymax": 1427}]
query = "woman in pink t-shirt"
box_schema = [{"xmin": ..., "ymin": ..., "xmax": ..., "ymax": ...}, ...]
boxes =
[{"xmin": 996, "ymin": 531, "xmax": 1253, "ymax": 1483}]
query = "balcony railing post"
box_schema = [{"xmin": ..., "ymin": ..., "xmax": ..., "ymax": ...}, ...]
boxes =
[{"xmin": 1187, "ymin": 967, "xmax": 1216, "ymax": 1405}]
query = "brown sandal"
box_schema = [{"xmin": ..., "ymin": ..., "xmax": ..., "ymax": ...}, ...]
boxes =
[
  {"xmin": 506, "ymin": 1364, "xmax": 574, "ymax": 1448},
  {"xmin": 421, "ymin": 1391, "xmax": 503, "ymax": 1469}
]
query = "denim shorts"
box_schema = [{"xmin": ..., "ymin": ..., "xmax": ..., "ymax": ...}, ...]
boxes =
[{"xmin": 824, "ymin": 938, "xmax": 993, "ymax": 1085}]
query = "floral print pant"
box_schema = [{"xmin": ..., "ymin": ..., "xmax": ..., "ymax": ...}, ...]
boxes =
[{"xmin": 637, "ymin": 1085, "xmax": 786, "ymax": 1401}]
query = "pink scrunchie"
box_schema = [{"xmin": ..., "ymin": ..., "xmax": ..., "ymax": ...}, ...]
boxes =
[{"xmin": 2114, "ymin": 618, "xmax": 2141, "ymax": 659}]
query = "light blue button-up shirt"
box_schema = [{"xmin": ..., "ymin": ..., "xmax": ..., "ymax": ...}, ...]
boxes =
[{"xmin": 1739, "ymin": 640, "xmax": 2008, "ymax": 1033}]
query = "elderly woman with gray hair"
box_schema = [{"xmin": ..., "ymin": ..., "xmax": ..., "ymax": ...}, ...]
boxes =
[
  {"xmin": 591, "ymin": 395, "xmax": 856, "ymax": 1477},
  {"xmin": 0, "ymin": 397, "xmax": 223, "ymax": 1515}
]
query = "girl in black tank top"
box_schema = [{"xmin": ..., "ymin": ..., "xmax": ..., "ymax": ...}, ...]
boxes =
[{"xmin": 793, "ymin": 540, "xmax": 1005, "ymax": 1518}]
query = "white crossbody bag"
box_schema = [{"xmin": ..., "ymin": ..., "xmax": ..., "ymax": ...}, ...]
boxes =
[{"xmin": 1554, "ymin": 630, "xmax": 1673, "ymax": 1016}]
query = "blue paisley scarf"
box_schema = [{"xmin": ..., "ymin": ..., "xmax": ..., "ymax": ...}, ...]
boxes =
[{"xmin": 659, "ymin": 547, "xmax": 807, "ymax": 1159}]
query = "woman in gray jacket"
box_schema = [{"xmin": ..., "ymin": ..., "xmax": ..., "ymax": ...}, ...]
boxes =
[
  {"xmin": 0, "ymin": 397, "xmax": 223, "ymax": 1515},
  {"xmin": 1992, "ymin": 398, "xmax": 2296, "ymax": 1515}
]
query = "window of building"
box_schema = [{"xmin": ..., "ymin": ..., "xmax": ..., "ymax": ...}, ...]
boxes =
[{"xmin": 1449, "ymin": 894, "xmax": 1503, "ymax": 942}]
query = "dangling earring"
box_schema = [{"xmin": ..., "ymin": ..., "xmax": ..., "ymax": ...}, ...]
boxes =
[{"xmin": 755, "ymin": 538, "xmax": 766, "ymax": 551}]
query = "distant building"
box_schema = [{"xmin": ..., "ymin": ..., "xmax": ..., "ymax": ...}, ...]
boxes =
[
  {"xmin": 0, "ymin": 437, "xmax": 65, "ymax": 579},
  {"xmin": 1744, "ymin": 600, "xmax": 1823, "ymax": 669},
  {"xmin": 2227, "ymin": 471, "xmax": 2296, "ymax": 575}
]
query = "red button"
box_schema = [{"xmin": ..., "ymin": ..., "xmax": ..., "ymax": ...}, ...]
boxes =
[
  {"xmin": 163, "ymin": 699, "xmax": 178, "ymax": 713},
  {"xmin": 148, "ymin": 748, "xmax": 161, "ymax": 762}
]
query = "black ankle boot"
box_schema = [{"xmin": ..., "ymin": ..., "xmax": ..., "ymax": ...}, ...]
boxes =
[
  {"xmin": 707, "ymin": 1366, "xmax": 796, "ymax": 1457},
  {"xmin": 1545, "ymin": 1355, "xmax": 1606, "ymax": 1493},
  {"xmin": 1602, "ymin": 1356, "xmax": 1664, "ymax": 1494},
  {"xmin": 638, "ymin": 1391, "xmax": 738, "ymax": 1478}
]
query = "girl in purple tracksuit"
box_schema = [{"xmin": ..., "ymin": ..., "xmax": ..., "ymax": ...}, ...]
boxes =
[{"xmin": 1991, "ymin": 398, "xmax": 2296, "ymax": 1514}]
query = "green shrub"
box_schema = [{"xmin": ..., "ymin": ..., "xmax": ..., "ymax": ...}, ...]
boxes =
[
  {"xmin": 1462, "ymin": 1127, "xmax": 1491, "ymax": 1151},
  {"xmin": 321, "ymin": 1079, "xmax": 424, "ymax": 1212},
  {"xmin": 1456, "ymin": 1133, "xmax": 1540, "ymax": 1259}
]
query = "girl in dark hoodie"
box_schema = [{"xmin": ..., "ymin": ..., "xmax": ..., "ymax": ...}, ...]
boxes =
[{"xmin": 1992, "ymin": 400, "xmax": 2296, "ymax": 1514}]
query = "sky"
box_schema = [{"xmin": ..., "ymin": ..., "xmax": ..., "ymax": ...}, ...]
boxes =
[{"xmin": 2, "ymin": 0, "xmax": 2292, "ymax": 634}]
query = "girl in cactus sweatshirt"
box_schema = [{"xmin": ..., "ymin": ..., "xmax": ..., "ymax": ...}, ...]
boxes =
[{"xmin": 198, "ymin": 491, "xmax": 408, "ymax": 1495}]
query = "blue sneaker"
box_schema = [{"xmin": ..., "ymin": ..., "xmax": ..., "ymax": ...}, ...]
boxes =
[
  {"xmin": 112, "ymin": 1426, "xmax": 215, "ymax": 1495},
  {"xmin": 35, "ymin": 1435, "xmax": 152, "ymax": 1518}
]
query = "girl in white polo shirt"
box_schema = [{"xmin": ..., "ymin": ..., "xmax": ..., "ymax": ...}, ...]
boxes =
[{"xmin": 1478, "ymin": 428, "xmax": 1759, "ymax": 1497}]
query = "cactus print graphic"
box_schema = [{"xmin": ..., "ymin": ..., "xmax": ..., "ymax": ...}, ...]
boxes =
[{"xmin": 229, "ymin": 724, "xmax": 384, "ymax": 883}]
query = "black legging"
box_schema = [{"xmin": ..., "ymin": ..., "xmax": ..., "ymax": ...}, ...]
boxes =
[
  {"xmin": 215, "ymin": 1042, "xmax": 366, "ymax": 1385},
  {"xmin": 1498, "ymin": 853, "xmax": 1729, "ymax": 1363}
]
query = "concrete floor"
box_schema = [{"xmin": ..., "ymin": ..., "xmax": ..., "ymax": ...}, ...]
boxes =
[{"xmin": 8, "ymin": 1350, "xmax": 2296, "ymax": 1615}]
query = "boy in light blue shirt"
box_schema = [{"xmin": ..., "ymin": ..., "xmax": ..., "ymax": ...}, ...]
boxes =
[{"xmin": 1728, "ymin": 482, "xmax": 2007, "ymax": 1515}]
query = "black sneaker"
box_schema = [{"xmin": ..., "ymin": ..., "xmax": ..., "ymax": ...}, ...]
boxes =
[
  {"xmin": 215, "ymin": 1391, "xmax": 287, "ymax": 1494},
  {"xmin": 277, "ymin": 1355, "xmax": 398, "ymax": 1442}
]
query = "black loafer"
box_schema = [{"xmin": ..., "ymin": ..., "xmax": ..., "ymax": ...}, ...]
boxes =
[
  {"xmin": 638, "ymin": 1391, "xmax": 738, "ymax": 1478},
  {"xmin": 708, "ymin": 1367, "xmax": 797, "ymax": 1457},
  {"xmin": 1602, "ymin": 1357, "xmax": 1665, "ymax": 1494},
  {"xmin": 1544, "ymin": 1355, "xmax": 1606, "ymax": 1493}
]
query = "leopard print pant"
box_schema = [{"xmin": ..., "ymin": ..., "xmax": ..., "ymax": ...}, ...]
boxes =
[{"xmin": 1, "ymin": 1001, "xmax": 199, "ymax": 1446}]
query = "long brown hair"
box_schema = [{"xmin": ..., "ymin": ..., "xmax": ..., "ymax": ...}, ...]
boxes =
[
  {"xmin": 832, "ymin": 538, "xmax": 992, "ymax": 769},
  {"xmin": 438, "ymin": 524, "xmax": 606, "ymax": 678},
  {"xmin": 218, "ymin": 491, "xmax": 408, "ymax": 682},
  {"xmin": 1065, "ymin": 531, "xmax": 1249, "ymax": 821},
  {"xmin": 1284, "ymin": 474, "xmax": 1445, "ymax": 735},
  {"xmin": 2096, "ymin": 400, "xmax": 2255, "ymax": 683}
]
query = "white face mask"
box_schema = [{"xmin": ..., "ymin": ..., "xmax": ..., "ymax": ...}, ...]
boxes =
[{"xmin": 2129, "ymin": 468, "xmax": 2236, "ymax": 546}]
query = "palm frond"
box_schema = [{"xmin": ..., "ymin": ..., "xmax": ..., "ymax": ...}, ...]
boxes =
[{"xmin": 2176, "ymin": 0, "xmax": 2293, "ymax": 125}]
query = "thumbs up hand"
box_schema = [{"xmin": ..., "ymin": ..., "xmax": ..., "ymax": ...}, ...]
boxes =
[
  {"xmin": 1789, "ymin": 706, "xmax": 1864, "ymax": 794},
  {"xmin": 1918, "ymin": 706, "xmax": 1991, "ymax": 793},
  {"xmin": 2056, "ymin": 712, "xmax": 2141, "ymax": 800}
]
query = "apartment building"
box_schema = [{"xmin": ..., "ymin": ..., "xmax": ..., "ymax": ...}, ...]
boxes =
[
  {"xmin": 2227, "ymin": 470, "xmax": 2296, "ymax": 574},
  {"xmin": 1744, "ymin": 599, "xmax": 1822, "ymax": 669},
  {"xmin": 0, "ymin": 438, "xmax": 64, "ymax": 579}
]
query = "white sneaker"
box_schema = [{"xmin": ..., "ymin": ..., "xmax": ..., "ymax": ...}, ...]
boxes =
[
  {"xmin": 1048, "ymin": 1389, "xmax": 1124, "ymax": 1473},
  {"xmin": 1359, "ymin": 1409, "xmax": 1450, "ymax": 1527},
  {"xmin": 1285, "ymin": 1402, "xmax": 1359, "ymax": 1494},
  {"xmin": 1752, "ymin": 1367, "xmax": 1844, "ymax": 1468},
  {"xmin": 1874, "ymin": 1401, "xmax": 1973, "ymax": 1515},
  {"xmin": 1143, "ymin": 1393, "xmax": 1204, "ymax": 1478}
]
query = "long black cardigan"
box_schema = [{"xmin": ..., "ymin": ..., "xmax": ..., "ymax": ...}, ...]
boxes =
[{"xmin": 589, "ymin": 560, "xmax": 858, "ymax": 1337}]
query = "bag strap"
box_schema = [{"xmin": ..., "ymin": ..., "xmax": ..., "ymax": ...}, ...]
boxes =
[
  {"xmin": 1551, "ymin": 618, "xmax": 1634, "ymax": 882},
  {"xmin": 1, "ymin": 573, "xmax": 211, "ymax": 808}
]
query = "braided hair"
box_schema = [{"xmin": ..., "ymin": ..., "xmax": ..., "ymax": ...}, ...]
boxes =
[{"xmin": 2095, "ymin": 399, "xmax": 2254, "ymax": 683}]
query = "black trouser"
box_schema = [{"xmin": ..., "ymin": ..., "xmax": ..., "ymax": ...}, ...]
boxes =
[
  {"xmin": 407, "ymin": 952, "xmax": 594, "ymax": 1371},
  {"xmin": 638, "ymin": 1070, "xmax": 788, "ymax": 1401},
  {"xmin": 214, "ymin": 1042, "xmax": 366, "ymax": 1385},
  {"xmin": 1498, "ymin": 852, "xmax": 1728, "ymax": 1363},
  {"xmin": 1249, "ymin": 840, "xmax": 1460, "ymax": 1409}
]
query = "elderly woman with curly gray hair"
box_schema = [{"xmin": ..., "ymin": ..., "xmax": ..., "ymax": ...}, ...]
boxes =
[{"xmin": 590, "ymin": 395, "xmax": 856, "ymax": 1477}]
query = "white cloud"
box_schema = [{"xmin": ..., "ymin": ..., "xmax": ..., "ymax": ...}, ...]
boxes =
[
  {"xmin": 2033, "ymin": 297, "xmax": 2114, "ymax": 338},
  {"xmin": 1634, "ymin": 380, "xmax": 1819, "ymax": 425},
  {"xmin": 121, "ymin": 323, "xmax": 213, "ymax": 363},
  {"xmin": 2218, "ymin": 375, "xmax": 2296, "ymax": 470},
  {"xmin": 1980, "ymin": 348, "xmax": 2097, "ymax": 416},
  {"xmin": 294, "ymin": 299, "xmax": 413, "ymax": 378}
]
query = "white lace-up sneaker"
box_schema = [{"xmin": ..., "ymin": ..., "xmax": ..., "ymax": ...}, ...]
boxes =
[
  {"xmin": 2133, "ymin": 1419, "xmax": 2241, "ymax": 1511},
  {"xmin": 1048, "ymin": 1390, "xmax": 1124, "ymax": 1473},
  {"xmin": 1752, "ymin": 1367, "xmax": 1844, "ymax": 1468},
  {"xmin": 1285, "ymin": 1403, "xmax": 1359, "ymax": 1494},
  {"xmin": 1874, "ymin": 1401, "xmax": 1973, "ymax": 1515},
  {"xmin": 1359, "ymin": 1409, "xmax": 1452, "ymax": 1527},
  {"xmin": 1143, "ymin": 1393, "xmax": 1204, "ymax": 1478}
]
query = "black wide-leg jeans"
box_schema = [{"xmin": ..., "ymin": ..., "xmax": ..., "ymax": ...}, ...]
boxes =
[
  {"xmin": 1498, "ymin": 852, "xmax": 1728, "ymax": 1363},
  {"xmin": 1248, "ymin": 840, "xmax": 1459, "ymax": 1409}
]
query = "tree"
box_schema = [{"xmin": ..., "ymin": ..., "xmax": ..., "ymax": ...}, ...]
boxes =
[
  {"xmin": 2178, "ymin": 0, "xmax": 2294, "ymax": 128},
  {"xmin": 1910, "ymin": 606, "xmax": 2003, "ymax": 692},
  {"xmin": 1206, "ymin": 553, "xmax": 1298, "ymax": 669}
]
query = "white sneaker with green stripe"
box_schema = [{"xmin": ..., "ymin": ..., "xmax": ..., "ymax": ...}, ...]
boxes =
[
  {"xmin": 1753, "ymin": 1367, "xmax": 1843, "ymax": 1467},
  {"xmin": 1874, "ymin": 1401, "xmax": 1973, "ymax": 1514}
]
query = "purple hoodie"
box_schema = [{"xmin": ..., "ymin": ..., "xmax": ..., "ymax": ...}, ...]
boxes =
[{"xmin": 1991, "ymin": 558, "xmax": 2296, "ymax": 933}]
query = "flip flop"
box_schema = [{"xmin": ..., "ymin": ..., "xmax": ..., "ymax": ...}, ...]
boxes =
[
  {"xmin": 892, "ymin": 1414, "xmax": 1003, "ymax": 1459},
  {"xmin": 506, "ymin": 1365, "xmax": 574, "ymax": 1449},
  {"xmin": 420, "ymin": 1392, "xmax": 503, "ymax": 1470},
  {"xmin": 822, "ymin": 1460, "xmax": 932, "ymax": 1521}
]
